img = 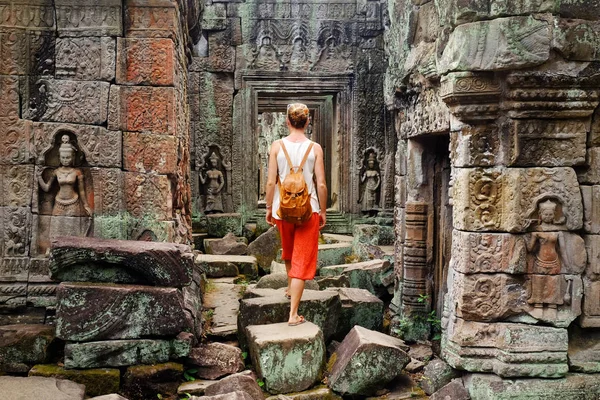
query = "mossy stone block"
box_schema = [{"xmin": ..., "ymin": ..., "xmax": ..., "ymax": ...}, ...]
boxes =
[{"xmin": 29, "ymin": 364, "xmax": 120, "ymax": 397}]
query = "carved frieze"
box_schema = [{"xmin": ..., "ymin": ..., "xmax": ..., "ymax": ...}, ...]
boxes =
[
  {"xmin": 402, "ymin": 202, "xmax": 429, "ymax": 314},
  {"xmin": 22, "ymin": 78, "xmax": 110, "ymax": 125},
  {"xmin": 1, "ymin": 208, "xmax": 31, "ymax": 259},
  {"xmin": 0, "ymin": 76, "xmax": 19, "ymax": 119},
  {"xmin": 55, "ymin": 0, "xmax": 122, "ymax": 37},
  {"xmin": 0, "ymin": 257, "xmax": 30, "ymax": 282},
  {"xmin": 0, "ymin": 119, "xmax": 32, "ymax": 165},
  {"xmin": 440, "ymin": 72, "xmax": 501, "ymax": 122},
  {"xmin": 450, "ymin": 124, "xmax": 501, "ymax": 167},
  {"xmin": 0, "ymin": 282, "xmax": 27, "ymax": 309},
  {"xmin": 399, "ymin": 88, "xmax": 450, "ymax": 138},
  {"xmin": 1, "ymin": 165, "xmax": 34, "ymax": 208},
  {"xmin": 56, "ymin": 37, "xmax": 116, "ymax": 81},
  {"xmin": 0, "ymin": 1, "xmax": 55, "ymax": 29},
  {"xmin": 0, "ymin": 30, "xmax": 55, "ymax": 78},
  {"xmin": 116, "ymin": 38, "xmax": 175, "ymax": 86},
  {"xmin": 453, "ymin": 167, "xmax": 583, "ymax": 232},
  {"xmin": 553, "ymin": 18, "xmax": 600, "ymax": 62},
  {"xmin": 125, "ymin": 3, "xmax": 179, "ymax": 39}
]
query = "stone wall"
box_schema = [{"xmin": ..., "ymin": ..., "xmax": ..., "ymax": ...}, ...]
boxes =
[
  {"xmin": 388, "ymin": 0, "xmax": 600, "ymax": 382},
  {"xmin": 0, "ymin": 0, "xmax": 201, "ymax": 324},
  {"xmin": 190, "ymin": 0, "xmax": 394, "ymax": 218}
]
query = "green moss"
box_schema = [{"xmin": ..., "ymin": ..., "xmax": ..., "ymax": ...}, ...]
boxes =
[{"xmin": 29, "ymin": 364, "xmax": 120, "ymax": 397}]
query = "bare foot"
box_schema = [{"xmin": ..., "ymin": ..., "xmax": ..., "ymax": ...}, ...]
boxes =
[{"xmin": 288, "ymin": 315, "xmax": 305, "ymax": 326}]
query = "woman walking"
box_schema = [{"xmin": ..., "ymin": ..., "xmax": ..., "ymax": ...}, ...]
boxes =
[{"xmin": 265, "ymin": 103, "xmax": 328, "ymax": 326}]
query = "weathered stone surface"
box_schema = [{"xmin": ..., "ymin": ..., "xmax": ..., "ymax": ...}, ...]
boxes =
[
  {"xmin": 320, "ymin": 259, "xmax": 393, "ymax": 297},
  {"xmin": 29, "ymin": 364, "xmax": 120, "ymax": 397},
  {"xmin": 568, "ymin": 326, "xmax": 600, "ymax": 373},
  {"xmin": 49, "ymin": 237, "xmax": 193, "ymax": 287},
  {"xmin": 124, "ymin": 1, "xmax": 179, "ymax": 39},
  {"xmin": 0, "ymin": 376, "xmax": 85, "ymax": 400},
  {"xmin": 87, "ymin": 395, "xmax": 129, "ymax": 400},
  {"xmin": 205, "ymin": 233, "xmax": 248, "ymax": 255},
  {"xmin": 247, "ymin": 322, "xmax": 325, "ymax": 394},
  {"xmin": 316, "ymin": 243, "xmax": 353, "ymax": 269},
  {"xmin": 0, "ymin": 324, "xmax": 55, "ymax": 373},
  {"xmin": 108, "ymin": 85, "xmax": 176, "ymax": 135},
  {"xmin": 464, "ymin": 373, "xmax": 600, "ymax": 400},
  {"xmin": 123, "ymin": 132, "xmax": 178, "ymax": 175},
  {"xmin": 452, "ymin": 167, "xmax": 583, "ymax": 232},
  {"xmin": 327, "ymin": 287, "xmax": 384, "ymax": 339},
  {"xmin": 187, "ymin": 342, "xmax": 245, "ymax": 380},
  {"xmin": 238, "ymin": 289, "xmax": 342, "ymax": 347},
  {"xmin": 578, "ymin": 148, "xmax": 600, "ymax": 185},
  {"xmin": 64, "ymin": 337, "xmax": 192, "ymax": 369},
  {"xmin": 124, "ymin": 172, "xmax": 172, "ymax": 220},
  {"xmin": 22, "ymin": 78, "xmax": 110, "ymax": 125},
  {"xmin": 204, "ymin": 371, "xmax": 264, "ymax": 400},
  {"xmin": 192, "ymin": 392, "xmax": 254, "ymax": 400},
  {"xmin": 196, "ymin": 254, "xmax": 258, "ymax": 278},
  {"xmin": 327, "ymin": 326, "xmax": 410, "ymax": 396},
  {"xmin": 420, "ymin": 359, "xmax": 462, "ymax": 395},
  {"xmin": 315, "ymin": 275, "xmax": 351, "ymax": 290},
  {"xmin": 246, "ymin": 227, "xmax": 281, "ymax": 272},
  {"xmin": 56, "ymin": 283, "xmax": 191, "ymax": 341},
  {"xmin": 450, "ymin": 231, "xmax": 527, "ymax": 274},
  {"xmin": 436, "ymin": 0, "xmax": 559, "ymax": 26},
  {"xmin": 55, "ymin": 0, "xmax": 122, "ymax": 37},
  {"xmin": 207, "ymin": 213, "xmax": 243, "ymax": 237},
  {"xmin": 116, "ymin": 38, "xmax": 175, "ymax": 85},
  {"xmin": 255, "ymin": 274, "xmax": 319, "ymax": 291},
  {"xmin": 553, "ymin": 19, "xmax": 600, "ymax": 61},
  {"xmin": 430, "ymin": 378, "xmax": 469, "ymax": 400},
  {"xmin": 178, "ymin": 380, "xmax": 216, "ymax": 396},
  {"xmin": 409, "ymin": 343, "xmax": 434, "ymax": 362},
  {"xmin": 582, "ymin": 188, "xmax": 600, "ymax": 234},
  {"xmin": 353, "ymin": 224, "xmax": 395, "ymax": 246},
  {"xmin": 121, "ymin": 362, "xmax": 183, "ymax": 400},
  {"xmin": 55, "ymin": 37, "xmax": 115, "ymax": 80},
  {"xmin": 265, "ymin": 387, "xmax": 342, "ymax": 400},
  {"xmin": 439, "ymin": 16, "xmax": 550, "ymax": 73},
  {"xmin": 443, "ymin": 318, "xmax": 569, "ymax": 378}
]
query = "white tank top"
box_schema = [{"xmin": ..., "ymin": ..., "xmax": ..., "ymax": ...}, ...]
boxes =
[{"xmin": 272, "ymin": 138, "xmax": 320, "ymax": 220}]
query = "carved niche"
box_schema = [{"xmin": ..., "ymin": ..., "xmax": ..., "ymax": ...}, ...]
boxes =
[
  {"xmin": 358, "ymin": 148, "xmax": 382, "ymax": 216},
  {"xmin": 197, "ymin": 145, "xmax": 232, "ymax": 214}
]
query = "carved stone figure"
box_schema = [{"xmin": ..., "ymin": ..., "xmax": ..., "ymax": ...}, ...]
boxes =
[
  {"xmin": 38, "ymin": 134, "xmax": 93, "ymax": 245},
  {"xmin": 359, "ymin": 150, "xmax": 381, "ymax": 215},
  {"xmin": 199, "ymin": 152, "xmax": 225, "ymax": 214}
]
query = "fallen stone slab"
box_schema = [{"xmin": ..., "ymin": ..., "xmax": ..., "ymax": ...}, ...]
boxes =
[
  {"xmin": 191, "ymin": 392, "xmax": 253, "ymax": 400},
  {"xmin": 420, "ymin": 358, "xmax": 461, "ymax": 395},
  {"xmin": 207, "ymin": 213, "xmax": 243, "ymax": 237},
  {"xmin": 327, "ymin": 326, "xmax": 410, "ymax": 396},
  {"xmin": 247, "ymin": 227, "xmax": 282, "ymax": 273},
  {"xmin": 238, "ymin": 289, "xmax": 341, "ymax": 349},
  {"xmin": 204, "ymin": 370, "xmax": 264, "ymax": 400},
  {"xmin": 87, "ymin": 395, "xmax": 129, "ymax": 400},
  {"xmin": 178, "ymin": 379, "xmax": 216, "ymax": 396},
  {"xmin": 49, "ymin": 236, "xmax": 193, "ymax": 287},
  {"xmin": 121, "ymin": 362, "xmax": 183, "ymax": 400},
  {"xmin": 196, "ymin": 254, "xmax": 258, "ymax": 278},
  {"xmin": 247, "ymin": 322, "xmax": 325, "ymax": 394},
  {"xmin": 405, "ymin": 358, "xmax": 426, "ymax": 373},
  {"xmin": 409, "ymin": 342, "xmax": 433, "ymax": 362},
  {"xmin": 29, "ymin": 364, "xmax": 120, "ymax": 397},
  {"xmin": 320, "ymin": 259, "xmax": 393, "ymax": 297},
  {"xmin": 430, "ymin": 378, "xmax": 469, "ymax": 400},
  {"xmin": 317, "ymin": 243, "xmax": 353, "ymax": 269},
  {"xmin": 56, "ymin": 283, "xmax": 191, "ymax": 341},
  {"xmin": 187, "ymin": 342, "xmax": 245, "ymax": 380},
  {"xmin": 0, "ymin": 324, "xmax": 55, "ymax": 373},
  {"xmin": 265, "ymin": 386, "xmax": 342, "ymax": 399},
  {"xmin": 328, "ymin": 287, "xmax": 384, "ymax": 339},
  {"xmin": 315, "ymin": 275, "xmax": 350, "ymax": 290},
  {"xmin": 0, "ymin": 376, "xmax": 85, "ymax": 400},
  {"xmin": 205, "ymin": 233, "xmax": 248, "ymax": 255},
  {"xmin": 568, "ymin": 325, "xmax": 600, "ymax": 373},
  {"xmin": 464, "ymin": 373, "xmax": 600, "ymax": 400},
  {"xmin": 64, "ymin": 336, "xmax": 192, "ymax": 369},
  {"xmin": 270, "ymin": 261, "xmax": 286, "ymax": 274},
  {"xmin": 255, "ymin": 273, "xmax": 319, "ymax": 291}
]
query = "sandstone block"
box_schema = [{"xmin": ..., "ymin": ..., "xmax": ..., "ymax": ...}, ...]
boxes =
[
  {"xmin": 450, "ymin": 231, "xmax": 526, "ymax": 274},
  {"xmin": 247, "ymin": 322, "xmax": 325, "ymax": 394},
  {"xmin": 55, "ymin": 0, "xmax": 122, "ymax": 37},
  {"xmin": 205, "ymin": 233, "xmax": 248, "ymax": 255},
  {"xmin": 443, "ymin": 318, "xmax": 569, "ymax": 378},
  {"xmin": 246, "ymin": 227, "xmax": 281, "ymax": 272},
  {"xmin": 255, "ymin": 274, "xmax": 319, "ymax": 291},
  {"xmin": 316, "ymin": 243, "xmax": 353, "ymax": 269},
  {"xmin": 0, "ymin": 376, "xmax": 85, "ymax": 400},
  {"xmin": 0, "ymin": 76, "xmax": 20, "ymax": 118},
  {"xmin": 49, "ymin": 236, "xmax": 192, "ymax": 287},
  {"xmin": 123, "ymin": 132, "xmax": 178, "ymax": 175},
  {"xmin": 56, "ymin": 283, "xmax": 191, "ymax": 341},
  {"xmin": 0, "ymin": 324, "xmax": 55, "ymax": 373},
  {"xmin": 568, "ymin": 325, "xmax": 600, "ymax": 373},
  {"xmin": 581, "ymin": 277, "xmax": 600, "ymax": 327},
  {"xmin": 55, "ymin": 37, "xmax": 115, "ymax": 80},
  {"xmin": 178, "ymin": 380, "xmax": 215, "ymax": 396},
  {"xmin": 553, "ymin": 19, "xmax": 600, "ymax": 61},
  {"xmin": 578, "ymin": 148, "xmax": 600, "ymax": 184},
  {"xmin": 196, "ymin": 254, "xmax": 258, "ymax": 278},
  {"xmin": 328, "ymin": 326, "xmax": 410, "ymax": 396},
  {"xmin": 64, "ymin": 337, "xmax": 192, "ymax": 369},
  {"xmin": 353, "ymin": 224, "xmax": 395, "ymax": 246},
  {"xmin": 328, "ymin": 287, "xmax": 384, "ymax": 339},
  {"xmin": 463, "ymin": 373, "xmax": 600, "ymax": 400},
  {"xmin": 207, "ymin": 213, "xmax": 243, "ymax": 237},
  {"xmin": 420, "ymin": 358, "xmax": 461, "ymax": 395},
  {"xmin": 125, "ymin": 2, "xmax": 179, "ymax": 39},
  {"xmin": 582, "ymin": 187, "xmax": 600, "ymax": 233},
  {"xmin": 187, "ymin": 342, "xmax": 245, "ymax": 380},
  {"xmin": 121, "ymin": 362, "xmax": 183, "ymax": 400},
  {"xmin": 265, "ymin": 387, "xmax": 342, "ymax": 399},
  {"xmin": 430, "ymin": 378, "xmax": 469, "ymax": 400},
  {"xmin": 124, "ymin": 172, "xmax": 172, "ymax": 220},
  {"xmin": 204, "ymin": 371, "xmax": 264, "ymax": 400},
  {"xmin": 116, "ymin": 38, "xmax": 175, "ymax": 85},
  {"xmin": 22, "ymin": 78, "xmax": 110, "ymax": 125},
  {"xmin": 238, "ymin": 289, "xmax": 341, "ymax": 348},
  {"xmin": 108, "ymin": 85, "xmax": 176, "ymax": 135},
  {"xmin": 439, "ymin": 16, "xmax": 550, "ymax": 73},
  {"xmin": 315, "ymin": 275, "xmax": 351, "ymax": 290},
  {"xmin": 29, "ymin": 364, "xmax": 120, "ymax": 397},
  {"xmin": 320, "ymin": 259, "xmax": 392, "ymax": 297},
  {"xmin": 191, "ymin": 392, "xmax": 253, "ymax": 400}
]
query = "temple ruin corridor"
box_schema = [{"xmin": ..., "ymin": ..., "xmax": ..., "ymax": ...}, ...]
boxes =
[{"xmin": 1, "ymin": 0, "xmax": 600, "ymax": 399}]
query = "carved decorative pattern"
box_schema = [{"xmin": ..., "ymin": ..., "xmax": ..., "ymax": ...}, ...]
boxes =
[
  {"xmin": 3, "ymin": 208, "xmax": 30, "ymax": 258},
  {"xmin": 56, "ymin": 37, "xmax": 115, "ymax": 81},
  {"xmin": 402, "ymin": 202, "xmax": 428, "ymax": 314}
]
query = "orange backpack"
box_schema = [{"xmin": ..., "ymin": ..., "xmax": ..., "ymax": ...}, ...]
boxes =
[{"xmin": 277, "ymin": 140, "xmax": 314, "ymax": 224}]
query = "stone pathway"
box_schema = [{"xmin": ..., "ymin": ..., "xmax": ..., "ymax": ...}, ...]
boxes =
[{"xmin": 203, "ymin": 277, "xmax": 245, "ymax": 340}]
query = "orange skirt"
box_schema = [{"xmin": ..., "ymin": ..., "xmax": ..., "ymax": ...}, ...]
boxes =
[{"xmin": 275, "ymin": 213, "xmax": 319, "ymax": 280}]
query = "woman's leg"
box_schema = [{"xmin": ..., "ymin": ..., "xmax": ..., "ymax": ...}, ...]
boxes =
[{"xmin": 288, "ymin": 277, "xmax": 305, "ymax": 324}]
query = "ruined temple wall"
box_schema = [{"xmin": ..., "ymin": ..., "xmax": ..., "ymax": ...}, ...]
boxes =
[
  {"xmin": 387, "ymin": 0, "xmax": 600, "ymax": 382},
  {"xmin": 0, "ymin": 0, "xmax": 201, "ymax": 323},
  {"xmin": 190, "ymin": 0, "xmax": 394, "ymax": 217}
]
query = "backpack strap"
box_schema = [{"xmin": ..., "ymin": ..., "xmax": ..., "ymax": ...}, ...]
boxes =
[
  {"xmin": 298, "ymin": 142, "xmax": 315, "ymax": 172},
  {"xmin": 279, "ymin": 140, "xmax": 294, "ymax": 172}
]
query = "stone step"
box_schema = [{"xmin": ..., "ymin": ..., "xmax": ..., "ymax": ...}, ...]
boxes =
[
  {"xmin": 204, "ymin": 233, "xmax": 248, "ymax": 256},
  {"xmin": 28, "ymin": 364, "xmax": 120, "ymax": 397},
  {"xmin": 277, "ymin": 242, "xmax": 353, "ymax": 270},
  {"xmin": 247, "ymin": 322, "xmax": 325, "ymax": 394},
  {"xmin": 195, "ymin": 254, "xmax": 258, "ymax": 278},
  {"xmin": 203, "ymin": 278, "xmax": 245, "ymax": 341},
  {"xmin": 0, "ymin": 376, "xmax": 85, "ymax": 400},
  {"xmin": 327, "ymin": 287, "xmax": 384, "ymax": 339},
  {"xmin": 319, "ymin": 259, "xmax": 393, "ymax": 297}
]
